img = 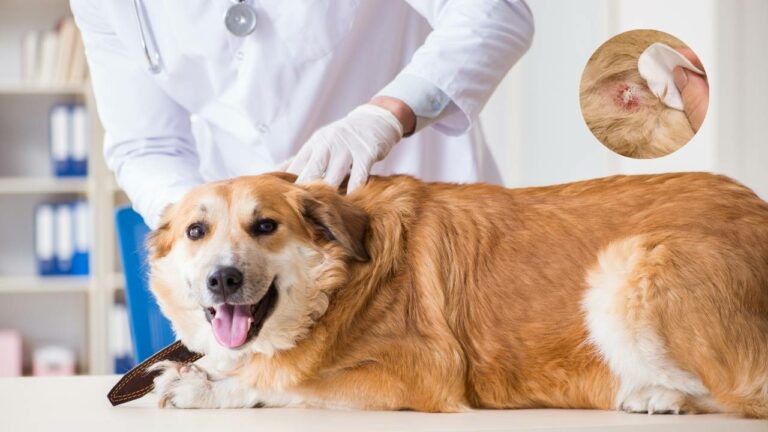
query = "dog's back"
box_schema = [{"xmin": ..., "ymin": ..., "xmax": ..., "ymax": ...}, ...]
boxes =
[{"xmin": 350, "ymin": 173, "xmax": 768, "ymax": 415}]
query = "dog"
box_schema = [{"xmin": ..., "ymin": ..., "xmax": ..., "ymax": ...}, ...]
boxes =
[
  {"xmin": 148, "ymin": 172, "xmax": 768, "ymax": 418},
  {"xmin": 579, "ymin": 29, "xmax": 700, "ymax": 158}
]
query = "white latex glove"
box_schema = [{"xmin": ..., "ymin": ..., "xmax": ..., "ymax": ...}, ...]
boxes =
[{"xmin": 286, "ymin": 104, "xmax": 404, "ymax": 193}]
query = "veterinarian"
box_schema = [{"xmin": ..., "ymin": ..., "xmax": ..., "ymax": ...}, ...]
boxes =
[{"xmin": 72, "ymin": 1, "xmax": 534, "ymax": 228}]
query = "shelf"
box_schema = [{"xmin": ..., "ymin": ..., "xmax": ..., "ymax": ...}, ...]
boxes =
[
  {"xmin": 0, "ymin": 177, "xmax": 88, "ymax": 194},
  {"xmin": 0, "ymin": 83, "xmax": 86, "ymax": 96},
  {"xmin": 109, "ymin": 272, "xmax": 125, "ymax": 289},
  {"xmin": 107, "ymin": 177, "xmax": 121, "ymax": 193},
  {"xmin": 0, "ymin": 275, "xmax": 90, "ymax": 294}
]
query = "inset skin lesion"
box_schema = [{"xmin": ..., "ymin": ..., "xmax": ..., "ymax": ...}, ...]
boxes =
[{"xmin": 615, "ymin": 83, "xmax": 642, "ymax": 111}]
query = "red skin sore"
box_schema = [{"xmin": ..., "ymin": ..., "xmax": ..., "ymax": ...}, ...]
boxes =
[{"xmin": 613, "ymin": 83, "xmax": 641, "ymax": 111}]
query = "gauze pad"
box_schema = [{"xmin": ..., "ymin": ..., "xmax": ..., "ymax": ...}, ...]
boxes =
[{"xmin": 637, "ymin": 42, "xmax": 704, "ymax": 111}]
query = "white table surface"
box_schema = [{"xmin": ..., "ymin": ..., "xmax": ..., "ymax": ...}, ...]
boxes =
[{"xmin": 1, "ymin": 375, "xmax": 767, "ymax": 432}]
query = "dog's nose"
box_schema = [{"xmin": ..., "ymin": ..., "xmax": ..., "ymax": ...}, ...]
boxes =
[{"xmin": 207, "ymin": 266, "xmax": 244, "ymax": 298}]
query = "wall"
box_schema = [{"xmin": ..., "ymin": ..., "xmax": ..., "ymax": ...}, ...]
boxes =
[
  {"xmin": 716, "ymin": 0, "xmax": 768, "ymax": 198},
  {"xmin": 482, "ymin": 0, "xmax": 614, "ymax": 188}
]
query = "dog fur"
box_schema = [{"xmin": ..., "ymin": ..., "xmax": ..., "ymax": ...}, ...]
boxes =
[
  {"xmin": 148, "ymin": 172, "xmax": 768, "ymax": 417},
  {"xmin": 579, "ymin": 29, "xmax": 700, "ymax": 158}
]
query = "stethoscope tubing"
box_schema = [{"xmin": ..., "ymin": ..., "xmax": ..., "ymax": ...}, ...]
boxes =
[
  {"xmin": 131, "ymin": 0, "xmax": 256, "ymax": 75},
  {"xmin": 132, "ymin": 0, "xmax": 161, "ymax": 74}
]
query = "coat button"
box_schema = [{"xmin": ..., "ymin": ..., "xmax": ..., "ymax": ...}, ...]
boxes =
[
  {"xmin": 235, "ymin": 50, "xmax": 245, "ymax": 61},
  {"xmin": 256, "ymin": 124, "xmax": 269, "ymax": 135}
]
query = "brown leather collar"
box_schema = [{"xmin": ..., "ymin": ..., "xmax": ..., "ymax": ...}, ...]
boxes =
[{"xmin": 107, "ymin": 341, "xmax": 204, "ymax": 406}]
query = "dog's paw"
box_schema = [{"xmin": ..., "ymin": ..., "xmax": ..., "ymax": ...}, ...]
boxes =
[
  {"xmin": 620, "ymin": 386, "xmax": 688, "ymax": 414},
  {"xmin": 150, "ymin": 361, "xmax": 212, "ymax": 408}
]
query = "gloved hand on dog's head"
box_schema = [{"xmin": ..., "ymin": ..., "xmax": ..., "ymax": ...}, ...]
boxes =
[{"xmin": 285, "ymin": 104, "xmax": 404, "ymax": 194}]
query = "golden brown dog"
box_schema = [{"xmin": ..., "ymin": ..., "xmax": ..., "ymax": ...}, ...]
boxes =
[
  {"xmin": 148, "ymin": 172, "xmax": 768, "ymax": 418},
  {"xmin": 580, "ymin": 30, "xmax": 702, "ymax": 158}
]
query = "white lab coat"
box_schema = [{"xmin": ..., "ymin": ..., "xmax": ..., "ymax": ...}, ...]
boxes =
[{"xmin": 71, "ymin": 0, "xmax": 534, "ymax": 228}]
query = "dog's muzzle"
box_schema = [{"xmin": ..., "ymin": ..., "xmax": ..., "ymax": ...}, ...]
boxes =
[{"xmin": 203, "ymin": 278, "xmax": 279, "ymax": 348}]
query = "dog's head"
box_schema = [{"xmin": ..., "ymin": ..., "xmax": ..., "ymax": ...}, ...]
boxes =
[{"xmin": 147, "ymin": 173, "xmax": 368, "ymax": 359}]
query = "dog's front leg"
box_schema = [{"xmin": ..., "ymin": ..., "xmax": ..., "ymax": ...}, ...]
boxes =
[{"xmin": 150, "ymin": 361, "xmax": 261, "ymax": 409}]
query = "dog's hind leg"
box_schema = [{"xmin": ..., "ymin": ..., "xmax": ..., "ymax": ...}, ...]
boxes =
[
  {"xmin": 582, "ymin": 233, "xmax": 768, "ymax": 418},
  {"xmin": 582, "ymin": 235, "xmax": 719, "ymax": 415}
]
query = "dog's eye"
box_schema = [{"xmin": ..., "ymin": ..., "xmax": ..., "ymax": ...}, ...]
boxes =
[
  {"xmin": 252, "ymin": 218, "xmax": 278, "ymax": 235},
  {"xmin": 186, "ymin": 222, "xmax": 207, "ymax": 240}
]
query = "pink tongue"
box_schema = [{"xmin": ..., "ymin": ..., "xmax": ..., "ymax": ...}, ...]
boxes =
[{"xmin": 212, "ymin": 304, "xmax": 252, "ymax": 348}]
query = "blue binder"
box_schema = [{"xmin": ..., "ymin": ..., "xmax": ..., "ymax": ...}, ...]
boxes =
[
  {"xmin": 71, "ymin": 200, "xmax": 90, "ymax": 276},
  {"xmin": 70, "ymin": 105, "xmax": 88, "ymax": 176},
  {"xmin": 54, "ymin": 203, "xmax": 74, "ymax": 274},
  {"xmin": 49, "ymin": 104, "xmax": 88, "ymax": 177},
  {"xmin": 35, "ymin": 204, "xmax": 56, "ymax": 276},
  {"xmin": 115, "ymin": 206, "xmax": 175, "ymax": 364},
  {"xmin": 35, "ymin": 201, "xmax": 91, "ymax": 277},
  {"xmin": 49, "ymin": 105, "xmax": 71, "ymax": 177}
]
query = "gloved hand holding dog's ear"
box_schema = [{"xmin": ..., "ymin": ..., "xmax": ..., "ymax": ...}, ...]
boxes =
[{"xmin": 286, "ymin": 97, "xmax": 414, "ymax": 193}]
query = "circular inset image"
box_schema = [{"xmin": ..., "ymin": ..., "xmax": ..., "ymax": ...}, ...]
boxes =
[{"xmin": 579, "ymin": 29, "xmax": 709, "ymax": 159}]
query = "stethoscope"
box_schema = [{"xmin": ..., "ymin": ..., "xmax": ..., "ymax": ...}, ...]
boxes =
[{"xmin": 132, "ymin": 0, "xmax": 258, "ymax": 74}]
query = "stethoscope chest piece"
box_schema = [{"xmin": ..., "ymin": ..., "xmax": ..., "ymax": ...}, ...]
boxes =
[{"xmin": 225, "ymin": 1, "xmax": 258, "ymax": 37}]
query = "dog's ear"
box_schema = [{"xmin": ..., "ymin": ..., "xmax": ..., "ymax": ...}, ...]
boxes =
[
  {"xmin": 146, "ymin": 204, "xmax": 175, "ymax": 260},
  {"xmin": 300, "ymin": 185, "xmax": 369, "ymax": 262}
]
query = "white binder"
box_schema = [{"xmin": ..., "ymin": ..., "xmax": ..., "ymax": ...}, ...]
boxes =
[
  {"xmin": 49, "ymin": 105, "xmax": 71, "ymax": 176},
  {"xmin": 72, "ymin": 200, "xmax": 90, "ymax": 275},
  {"xmin": 35, "ymin": 204, "xmax": 56, "ymax": 275},
  {"xmin": 54, "ymin": 204, "xmax": 74, "ymax": 274},
  {"xmin": 71, "ymin": 105, "xmax": 88, "ymax": 175}
]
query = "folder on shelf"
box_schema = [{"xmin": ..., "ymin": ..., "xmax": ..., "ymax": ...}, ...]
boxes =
[
  {"xmin": 26, "ymin": 16, "xmax": 87, "ymax": 86},
  {"xmin": 72, "ymin": 201, "xmax": 90, "ymax": 276},
  {"xmin": 111, "ymin": 302, "xmax": 135, "ymax": 373},
  {"xmin": 53, "ymin": 18, "xmax": 78, "ymax": 86},
  {"xmin": 68, "ymin": 29, "xmax": 87, "ymax": 85},
  {"xmin": 37, "ymin": 30, "xmax": 59, "ymax": 85},
  {"xmin": 35, "ymin": 204, "xmax": 56, "ymax": 276},
  {"xmin": 49, "ymin": 105, "xmax": 71, "ymax": 177},
  {"xmin": 70, "ymin": 105, "xmax": 89, "ymax": 176},
  {"xmin": 49, "ymin": 104, "xmax": 88, "ymax": 177},
  {"xmin": 35, "ymin": 201, "xmax": 92, "ymax": 277},
  {"xmin": 55, "ymin": 204, "xmax": 74, "ymax": 274}
]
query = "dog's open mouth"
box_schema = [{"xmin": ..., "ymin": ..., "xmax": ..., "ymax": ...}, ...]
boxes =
[{"xmin": 203, "ymin": 279, "xmax": 279, "ymax": 349}]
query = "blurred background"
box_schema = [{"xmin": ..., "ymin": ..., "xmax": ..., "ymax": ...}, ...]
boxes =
[
  {"xmin": 0, "ymin": 0, "xmax": 765, "ymax": 376},
  {"xmin": 483, "ymin": 0, "xmax": 768, "ymax": 199}
]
